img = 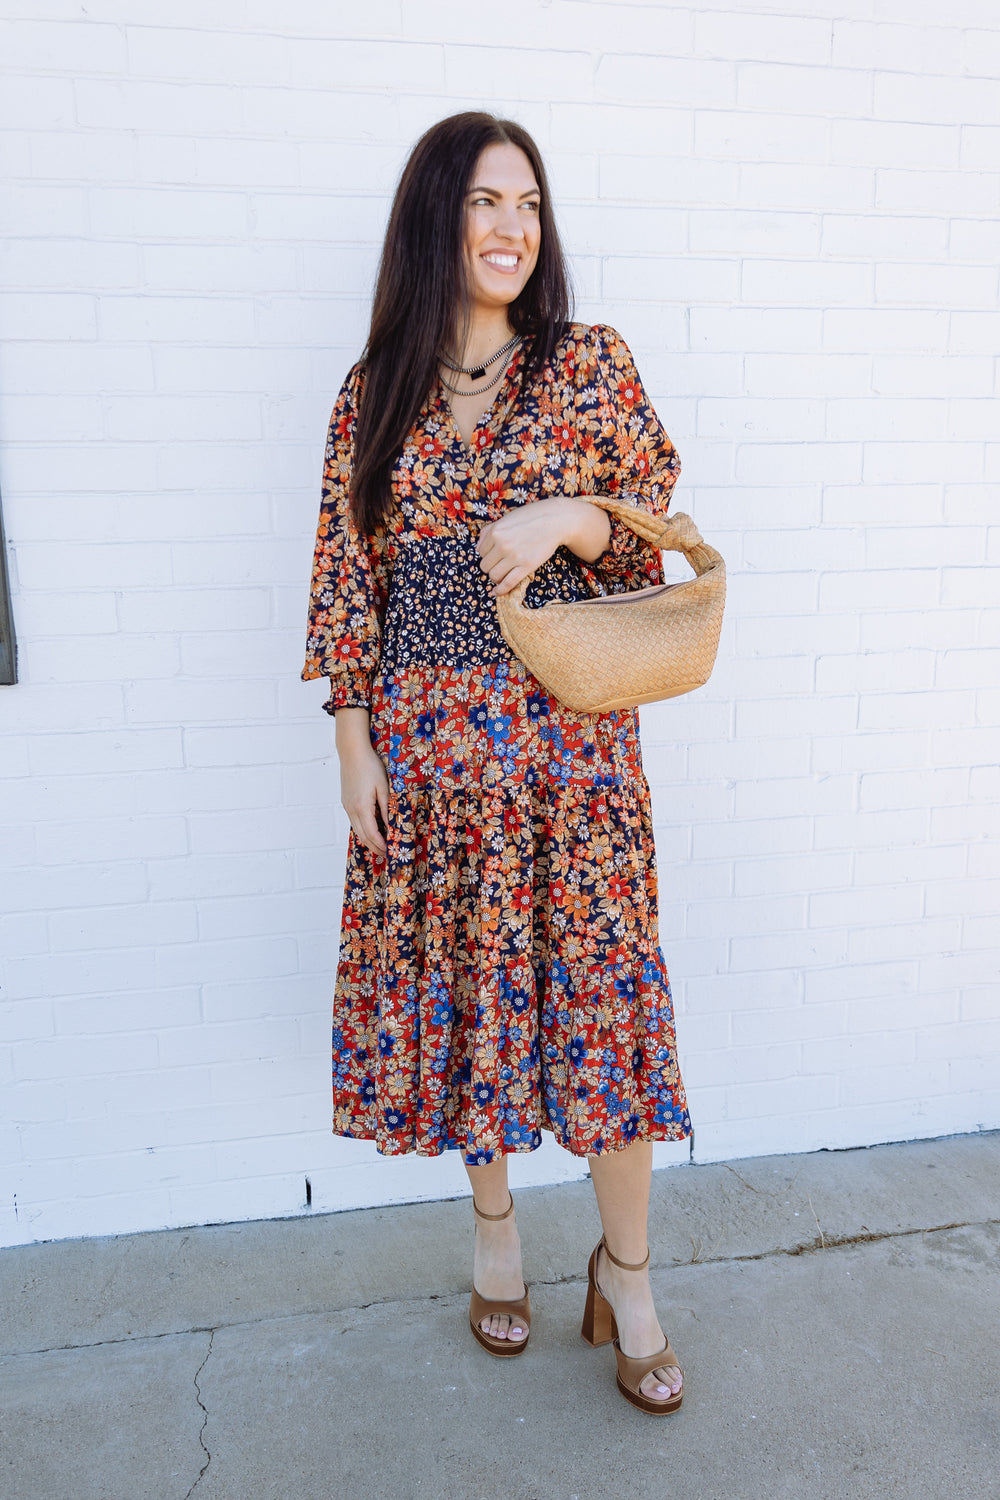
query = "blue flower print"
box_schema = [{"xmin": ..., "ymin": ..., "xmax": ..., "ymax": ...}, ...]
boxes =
[
  {"xmin": 487, "ymin": 714, "xmax": 512, "ymax": 745},
  {"xmin": 306, "ymin": 326, "xmax": 693, "ymax": 1164},
  {"xmin": 614, "ymin": 972, "xmax": 638, "ymax": 1003}
]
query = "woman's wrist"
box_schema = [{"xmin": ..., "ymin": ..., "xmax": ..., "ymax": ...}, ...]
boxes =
[
  {"xmin": 334, "ymin": 705, "xmax": 373, "ymax": 754},
  {"xmin": 560, "ymin": 495, "xmax": 612, "ymax": 564}
]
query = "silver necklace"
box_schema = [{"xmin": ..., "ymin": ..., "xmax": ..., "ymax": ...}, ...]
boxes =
[
  {"xmin": 439, "ymin": 333, "xmax": 521, "ymax": 382},
  {"xmin": 438, "ymin": 341, "xmax": 520, "ymax": 398}
]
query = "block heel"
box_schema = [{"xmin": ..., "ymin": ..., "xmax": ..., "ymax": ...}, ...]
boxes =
[
  {"xmin": 580, "ymin": 1241, "xmax": 618, "ymax": 1346},
  {"xmin": 581, "ymin": 1236, "xmax": 684, "ymax": 1416}
]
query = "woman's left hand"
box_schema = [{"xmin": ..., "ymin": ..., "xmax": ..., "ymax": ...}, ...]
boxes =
[{"xmin": 475, "ymin": 496, "xmax": 611, "ymax": 596}]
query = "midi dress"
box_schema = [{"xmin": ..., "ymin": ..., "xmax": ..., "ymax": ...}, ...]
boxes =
[{"xmin": 302, "ymin": 321, "xmax": 692, "ymax": 1164}]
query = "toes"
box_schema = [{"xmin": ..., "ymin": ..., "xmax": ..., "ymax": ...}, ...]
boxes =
[
  {"xmin": 479, "ymin": 1312, "xmax": 527, "ymax": 1343},
  {"xmin": 640, "ymin": 1366, "xmax": 683, "ymax": 1401}
]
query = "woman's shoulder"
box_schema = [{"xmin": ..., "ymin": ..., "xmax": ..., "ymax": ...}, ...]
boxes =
[
  {"xmin": 556, "ymin": 321, "xmax": 633, "ymax": 363},
  {"xmin": 327, "ymin": 359, "xmax": 366, "ymax": 420}
]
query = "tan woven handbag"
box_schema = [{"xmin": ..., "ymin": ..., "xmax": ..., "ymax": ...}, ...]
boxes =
[{"xmin": 493, "ymin": 496, "xmax": 726, "ymax": 714}]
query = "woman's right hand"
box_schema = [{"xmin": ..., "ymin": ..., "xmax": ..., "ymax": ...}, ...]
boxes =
[{"xmin": 334, "ymin": 708, "xmax": 390, "ymax": 856}]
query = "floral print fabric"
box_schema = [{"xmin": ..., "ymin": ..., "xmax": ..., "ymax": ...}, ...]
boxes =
[{"xmin": 303, "ymin": 322, "xmax": 692, "ymax": 1161}]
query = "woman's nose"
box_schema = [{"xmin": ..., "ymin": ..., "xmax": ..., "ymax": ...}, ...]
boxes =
[{"xmin": 495, "ymin": 204, "xmax": 524, "ymax": 240}]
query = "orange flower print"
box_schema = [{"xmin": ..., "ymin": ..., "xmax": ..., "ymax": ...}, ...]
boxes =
[
  {"xmin": 303, "ymin": 324, "xmax": 690, "ymax": 1165},
  {"xmin": 563, "ymin": 887, "xmax": 591, "ymax": 921}
]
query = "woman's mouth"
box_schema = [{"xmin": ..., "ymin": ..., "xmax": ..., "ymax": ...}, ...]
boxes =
[{"xmin": 481, "ymin": 252, "xmax": 520, "ymax": 274}]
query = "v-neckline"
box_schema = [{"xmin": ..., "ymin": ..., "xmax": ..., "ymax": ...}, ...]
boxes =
[{"xmin": 438, "ymin": 342, "xmax": 524, "ymax": 460}]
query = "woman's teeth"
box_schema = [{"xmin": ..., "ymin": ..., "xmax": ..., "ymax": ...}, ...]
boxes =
[{"xmin": 483, "ymin": 253, "xmax": 519, "ymax": 268}]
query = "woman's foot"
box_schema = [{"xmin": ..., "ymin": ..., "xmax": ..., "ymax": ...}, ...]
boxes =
[
  {"xmin": 597, "ymin": 1242, "xmax": 683, "ymax": 1404},
  {"xmin": 473, "ymin": 1200, "xmax": 528, "ymax": 1344}
]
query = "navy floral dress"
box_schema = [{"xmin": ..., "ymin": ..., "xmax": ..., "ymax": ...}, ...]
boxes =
[{"xmin": 302, "ymin": 322, "xmax": 692, "ymax": 1163}]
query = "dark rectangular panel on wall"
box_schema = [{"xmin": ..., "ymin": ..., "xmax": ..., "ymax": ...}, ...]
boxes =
[{"xmin": 0, "ymin": 488, "xmax": 16, "ymax": 685}]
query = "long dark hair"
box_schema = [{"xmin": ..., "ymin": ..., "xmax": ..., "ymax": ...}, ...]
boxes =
[{"xmin": 349, "ymin": 112, "xmax": 572, "ymax": 535}]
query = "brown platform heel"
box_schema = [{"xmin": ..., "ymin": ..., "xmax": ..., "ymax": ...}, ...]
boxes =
[
  {"xmin": 469, "ymin": 1193, "xmax": 531, "ymax": 1358},
  {"xmin": 581, "ymin": 1236, "xmax": 684, "ymax": 1415}
]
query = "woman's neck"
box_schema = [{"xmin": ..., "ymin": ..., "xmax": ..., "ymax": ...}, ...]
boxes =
[{"xmin": 449, "ymin": 311, "xmax": 517, "ymax": 371}]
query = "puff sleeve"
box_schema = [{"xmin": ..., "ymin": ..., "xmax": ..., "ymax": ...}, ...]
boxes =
[
  {"xmin": 301, "ymin": 365, "xmax": 392, "ymax": 715},
  {"xmin": 575, "ymin": 324, "xmax": 682, "ymax": 592}
]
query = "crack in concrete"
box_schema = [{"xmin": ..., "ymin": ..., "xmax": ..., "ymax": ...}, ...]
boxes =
[
  {"xmin": 5, "ymin": 1215, "xmax": 996, "ymax": 1358},
  {"xmin": 184, "ymin": 1328, "xmax": 214, "ymax": 1499}
]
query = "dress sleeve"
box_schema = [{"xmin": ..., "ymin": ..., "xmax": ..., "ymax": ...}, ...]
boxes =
[
  {"xmin": 301, "ymin": 365, "xmax": 391, "ymax": 715},
  {"xmin": 575, "ymin": 324, "xmax": 682, "ymax": 590}
]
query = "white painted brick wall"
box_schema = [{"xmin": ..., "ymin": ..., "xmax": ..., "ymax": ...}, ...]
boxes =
[{"xmin": 1, "ymin": 0, "xmax": 998, "ymax": 1247}]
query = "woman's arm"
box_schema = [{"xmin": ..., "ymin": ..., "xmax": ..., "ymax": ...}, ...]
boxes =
[
  {"xmin": 301, "ymin": 365, "xmax": 391, "ymax": 715},
  {"xmin": 334, "ymin": 705, "xmax": 389, "ymax": 856},
  {"xmin": 575, "ymin": 324, "xmax": 682, "ymax": 588},
  {"xmin": 475, "ymin": 493, "xmax": 611, "ymax": 596}
]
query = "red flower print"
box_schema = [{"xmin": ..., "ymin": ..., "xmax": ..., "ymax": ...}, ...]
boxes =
[
  {"xmin": 617, "ymin": 378, "xmax": 638, "ymax": 410},
  {"xmin": 511, "ymin": 885, "xmax": 533, "ymax": 917},
  {"xmin": 304, "ymin": 326, "xmax": 691, "ymax": 1165}
]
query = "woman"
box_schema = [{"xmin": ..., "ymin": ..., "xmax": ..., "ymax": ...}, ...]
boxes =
[{"xmin": 302, "ymin": 112, "xmax": 690, "ymax": 1415}]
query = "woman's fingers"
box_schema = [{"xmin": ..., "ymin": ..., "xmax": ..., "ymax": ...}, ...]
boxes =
[
  {"xmin": 340, "ymin": 752, "xmax": 389, "ymax": 855},
  {"xmin": 350, "ymin": 804, "xmax": 386, "ymax": 854}
]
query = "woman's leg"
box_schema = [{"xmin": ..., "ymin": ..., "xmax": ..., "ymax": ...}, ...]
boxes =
[
  {"xmin": 587, "ymin": 1139, "xmax": 683, "ymax": 1402},
  {"xmin": 465, "ymin": 1157, "xmax": 527, "ymax": 1343}
]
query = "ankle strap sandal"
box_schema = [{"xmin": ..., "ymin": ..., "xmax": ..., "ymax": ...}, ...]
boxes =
[
  {"xmin": 468, "ymin": 1194, "xmax": 531, "ymax": 1358},
  {"xmin": 580, "ymin": 1236, "xmax": 683, "ymax": 1415}
]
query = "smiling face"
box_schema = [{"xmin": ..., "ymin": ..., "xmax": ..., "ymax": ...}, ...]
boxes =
[{"xmin": 463, "ymin": 141, "xmax": 542, "ymax": 316}]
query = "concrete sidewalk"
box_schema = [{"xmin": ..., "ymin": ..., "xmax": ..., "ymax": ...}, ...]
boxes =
[{"xmin": 1, "ymin": 1131, "xmax": 998, "ymax": 1500}]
